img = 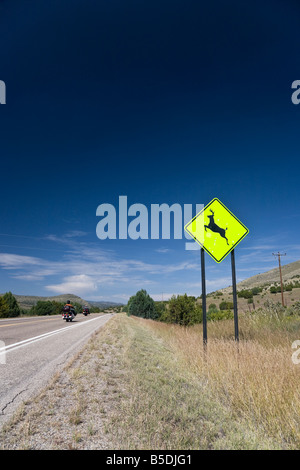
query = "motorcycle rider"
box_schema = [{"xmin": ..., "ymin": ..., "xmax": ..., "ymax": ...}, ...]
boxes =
[
  {"xmin": 64, "ymin": 300, "xmax": 76, "ymax": 317},
  {"xmin": 83, "ymin": 305, "xmax": 90, "ymax": 315}
]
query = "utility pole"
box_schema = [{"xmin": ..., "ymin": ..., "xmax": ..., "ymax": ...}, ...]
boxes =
[{"xmin": 272, "ymin": 252, "xmax": 286, "ymax": 307}]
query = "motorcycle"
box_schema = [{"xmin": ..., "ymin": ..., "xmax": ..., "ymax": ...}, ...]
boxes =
[
  {"xmin": 82, "ymin": 307, "xmax": 90, "ymax": 316},
  {"xmin": 62, "ymin": 306, "xmax": 76, "ymax": 322},
  {"xmin": 62, "ymin": 311, "xmax": 75, "ymax": 322}
]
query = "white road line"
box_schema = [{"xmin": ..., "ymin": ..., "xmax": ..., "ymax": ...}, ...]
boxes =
[{"xmin": 0, "ymin": 314, "xmax": 111, "ymax": 354}]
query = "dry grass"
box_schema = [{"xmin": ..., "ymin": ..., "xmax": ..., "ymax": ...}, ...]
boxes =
[
  {"xmin": 144, "ymin": 313, "xmax": 300, "ymax": 449},
  {"xmin": 102, "ymin": 315, "xmax": 280, "ymax": 449}
]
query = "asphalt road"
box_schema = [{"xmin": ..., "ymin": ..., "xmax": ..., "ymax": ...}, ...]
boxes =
[{"xmin": 0, "ymin": 313, "xmax": 114, "ymax": 427}]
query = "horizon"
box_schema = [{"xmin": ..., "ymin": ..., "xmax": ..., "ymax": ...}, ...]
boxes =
[
  {"xmin": 1, "ymin": 1, "xmax": 300, "ymax": 303},
  {"xmin": 2, "ymin": 254, "xmax": 298, "ymax": 303}
]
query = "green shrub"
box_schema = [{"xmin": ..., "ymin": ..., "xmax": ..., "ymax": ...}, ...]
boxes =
[
  {"xmin": 251, "ymin": 287, "xmax": 262, "ymax": 296},
  {"xmin": 0, "ymin": 297, "xmax": 10, "ymax": 318},
  {"xmin": 2, "ymin": 292, "xmax": 20, "ymax": 317},
  {"xmin": 127, "ymin": 290, "xmax": 156, "ymax": 319},
  {"xmin": 30, "ymin": 300, "xmax": 64, "ymax": 316},
  {"xmin": 208, "ymin": 303, "xmax": 218, "ymax": 313},
  {"xmin": 209, "ymin": 309, "xmax": 234, "ymax": 321},
  {"xmin": 160, "ymin": 294, "xmax": 202, "ymax": 326},
  {"xmin": 154, "ymin": 301, "xmax": 166, "ymax": 320},
  {"xmin": 219, "ymin": 301, "xmax": 234, "ymax": 310},
  {"xmin": 237, "ymin": 289, "xmax": 253, "ymax": 299}
]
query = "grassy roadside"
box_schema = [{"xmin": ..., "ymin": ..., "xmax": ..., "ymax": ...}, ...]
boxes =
[
  {"xmin": 106, "ymin": 315, "xmax": 279, "ymax": 449},
  {"xmin": 0, "ymin": 313, "xmax": 288, "ymax": 449},
  {"xmin": 143, "ymin": 314, "xmax": 300, "ymax": 449}
]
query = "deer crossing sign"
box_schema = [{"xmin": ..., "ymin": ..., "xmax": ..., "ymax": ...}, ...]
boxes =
[{"xmin": 184, "ymin": 198, "xmax": 249, "ymax": 263}]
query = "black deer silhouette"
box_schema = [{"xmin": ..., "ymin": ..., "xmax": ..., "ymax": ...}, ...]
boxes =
[{"xmin": 204, "ymin": 210, "xmax": 229, "ymax": 245}]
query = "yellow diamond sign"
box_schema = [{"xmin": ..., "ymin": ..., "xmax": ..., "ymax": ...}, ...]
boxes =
[{"xmin": 184, "ymin": 198, "xmax": 249, "ymax": 263}]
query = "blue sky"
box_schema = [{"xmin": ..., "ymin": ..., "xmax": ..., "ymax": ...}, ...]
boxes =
[{"xmin": 0, "ymin": 0, "xmax": 300, "ymax": 302}]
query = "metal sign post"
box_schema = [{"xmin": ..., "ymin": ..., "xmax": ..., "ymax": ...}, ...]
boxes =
[
  {"xmin": 231, "ymin": 249, "xmax": 239, "ymax": 342},
  {"xmin": 201, "ymin": 248, "xmax": 207, "ymax": 347}
]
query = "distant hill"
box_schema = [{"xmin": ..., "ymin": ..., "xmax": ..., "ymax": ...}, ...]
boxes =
[
  {"xmin": 85, "ymin": 300, "xmax": 123, "ymax": 308},
  {"xmin": 219, "ymin": 259, "xmax": 300, "ymax": 294},
  {"xmin": 207, "ymin": 259, "xmax": 300, "ymax": 313},
  {"xmin": 0, "ymin": 293, "xmax": 123, "ymax": 311}
]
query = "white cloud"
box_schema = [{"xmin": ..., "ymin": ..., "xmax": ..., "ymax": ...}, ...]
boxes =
[
  {"xmin": 43, "ymin": 231, "xmax": 88, "ymax": 246},
  {"xmin": 206, "ymin": 277, "xmax": 233, "ymax": 291},
  {"xmin": 64, "ymin": 231, "xmax": 88, "ymax": 238},
  {"xmin": 46, "ymin": 274, "xmax": 98, "ymax": 296},
  {"xmin": 0, "ymin": 253, "xmax": 43, "ymax": 269},
  {"xmin": 0, "ymin": 233, "xmax": 199, "ymax": 298}
]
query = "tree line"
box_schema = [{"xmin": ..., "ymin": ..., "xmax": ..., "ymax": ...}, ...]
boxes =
[
  {"xmin": 0, "ymin": 292, "xmax": 21, "ymax": 318},
  {"xmin": 0, "ymin": 293, "xmax": 102, "ymax": 318},
  {"xmin": 125, "ymin": 289, "xmax": 234, "ymax": 326}
]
